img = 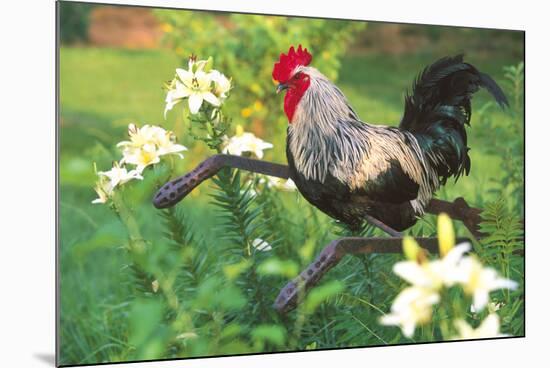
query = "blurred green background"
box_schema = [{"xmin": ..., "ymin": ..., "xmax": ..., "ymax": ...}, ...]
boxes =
[{"xmin": 59, "ymin": 2, "xmax": 524, "ymax": 365}]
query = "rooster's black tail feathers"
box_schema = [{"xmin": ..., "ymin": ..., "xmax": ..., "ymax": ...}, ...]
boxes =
[
  {"xmin": 479, "ymin": 72, "xmax": 509, "ymax": 108},
  {"xmin": 400, "ymin": 55, "xmax": 508, "ymax": 184}
]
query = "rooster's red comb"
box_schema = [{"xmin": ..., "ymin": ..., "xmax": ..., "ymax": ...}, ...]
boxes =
[{"xmin": 272, "ymin": 45, "xmax": 312, "ymax": 83}]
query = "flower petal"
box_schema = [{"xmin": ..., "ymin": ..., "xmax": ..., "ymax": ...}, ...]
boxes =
[
  {"xmin": 473, "ymin": 289, "xmax": 489, "ymax": 312},
  {"xmin": 254, "ymin": 148, "xmax": 265, "ymax": 159},
  {"xmin": 188, "ymin": 94, "xmax": 203, "ymax": 114},
  {"xmin": 176, "ymin": 68, "xmax": 193, "ymax": 85},
  {"xmin": 252, "ymin": 238, "xmax": 272, "ymax": 252},
  {"xmin": 443, "ymin": 242, "xmax": 471, "ymax": 265},
  {"xmin": 491, "ymin": 278, "xmax": 518, "ymax": 291},
  {"xmin": 402, "ymin": 321, "xmax": 416, "ymax": 338},
  {"xmin": 171, "ymin": 89, "xmax": 190, "ymax": 101},
  {"xmin": 478, "ymin": 313, "xmax": 500, "ymax": 336},
  {"xmin": 202, "ymin": 92, "xmax": 220, "ymax": 107},
  {"xmin": 393, "ymin": 262, "xmax": 432, "ymax": 287}
]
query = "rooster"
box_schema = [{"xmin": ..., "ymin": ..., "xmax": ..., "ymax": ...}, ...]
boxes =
[{"xmin": 273, "ymin": 45, "xmax": 507, "ymax": 232}]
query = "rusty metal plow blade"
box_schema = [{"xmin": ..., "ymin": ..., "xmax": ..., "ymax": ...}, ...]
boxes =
[
  {"xmin": 153, "ymin": 155, "xmax": 484, "ymax": 314},
  {"xmin": 273, "ymin": 236, "xmax": 474, "ymax": 313}
]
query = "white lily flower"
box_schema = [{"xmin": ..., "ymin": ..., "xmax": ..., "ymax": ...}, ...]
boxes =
[
  {"xmin": 92, "ymin": 162, "xmax": 143, "ymax": 204},
  {"xmin": 261, "ymin": 176, "xmax": 297, "ymax": 191},
  {"xmin": 280, "ymin": 178, "xmax": 297, "ymax": 191},
  {"xmin": 222, "ymin": 131, "xmax": 273, "ymax": 159},
  {"xmin": 98, "ymin": 163, "xmax": 143, "ymax": 188},
  {"xmin": 164, "ymin": 57, "xmax": 231, "ymax": 116},
  {"xmin": 252, "ymin": 238, "xmax": 272, "ymax": 252},
  {"xmin": 210, "ymin": 70, "xmax": 232, "ymax": 100},
  {"xmin": 118, "ymin": 123, "xmax": 150, "ymax": 148},
  {"xmin": 92, "ymin": 176, "xmax": 113, "ymax": 204},
  {"xmin": 150, "ymin": 127, "xmax": 187, "ymax": 158},
  {"xmin": 174, "ymin": 68, "xmax": 220, "ymax": 114},
  {"xmin": 453, "ymin": 314, "xmax": 508, "ymax": 339},
  {"xmin": 164, "ymin": 81, "xmax": 188, "ymax": 118},
  {"xmin": 118, "ymin": 124, "xmax": 187, "ymax": 172},
  {"xmin": 393, "ymin": 242, "xmax": 471, "ymax": 290},
  {"xmin": 151, "ymin": 279, "xmax": 159, "ymax": 293},
  {"xmin": 121, "ymin": 145, "xmax": 161, "ymax": 173},
  {"xmin": 454, "ymin": 256, "xmax": 518, "ymax": 312},
  {"xmin": 379, "ymin": 286, "xmax": 440, "ymax": 338}
]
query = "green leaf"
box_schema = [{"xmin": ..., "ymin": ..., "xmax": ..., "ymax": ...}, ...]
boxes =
[
  {"xmin": 193, "ymin": 277, "xmax": 247, "ymax": 311},
  {"xmin": 204, "ymin": 56, "xmax": 214, "ymax": 72},
  {"xmin": 71, "ymin": 229, "xmax": 125, "ymax": 260},
  {"xmin": 220, "ymin": 323, "xmax": 243, "ymax": 340},
  {"xmin": 304, "ymin": 280, "xmax": 345, "ymax": 314},
  {"xmin": 223, "ymin": 259, "xmax": 252, "ymax": 280},
  {"xmin": 257, "ymin": 258, "xmax": 299, "ymax": 278},
  {"xmin": 299, "ymin": 238, "xmax": 316, "ymax": 262},
  {"xmin": 305, "ymin": 341, "xmax": 317, "ymax": 350},
  {"xmin": 250, "ymin": 324, "xmax": 287, "ymax": 347},
  {"xmin": 128, "ymin": 299, "xmax": 170, "ymax": 360}
]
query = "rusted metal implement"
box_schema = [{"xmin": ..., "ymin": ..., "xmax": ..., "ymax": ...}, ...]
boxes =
[
  {"xmin": 153, "ymin": 155, "xmax": 484, "ymax": 313},
  {"xmin": 272, "ymin": 236, "xmax": 473, "ymax": 313},
  {"xmin": 153, "ymin": 154, "xmax": 290, "ymax": 209}
]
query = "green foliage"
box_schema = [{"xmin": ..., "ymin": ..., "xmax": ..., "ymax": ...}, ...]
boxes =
[
  {"xmin": 128, "ymin": 299, "xmax": 169, "ymax": 360},
  {"xmin": 257, "ymin": 258, "xmax": 299, "ymax": 279},
  {"xmin": 187, "ymin": 105, "xmax": 232, "ymax": 151},
  {"xmin": 504, "ymin": 62, "xmax": 525, "ymax": 112},
  {"xmin": 478, "ymin": 198, "xmax": 524, "ymax": 269},
  {"xmin": 476, "ymin": 62, "xmax": 524, "ymax": 214},
  {"xmin": 160, "ymin": 207, "xmax": 195, "ymax": 249},
  {"xmin": 155, "ymin": 10, "xmax": 366, "ymax": 154},
  {"xmin": 477, "ymin": 198, "xmax": 525, "ymax": 336},
  {"xmin": 250, "ymin": 325, "xmax": 287, "ymax": 348},
  {"xmin": 59, "ymin": 2, "xmax": 95, "ymax": 44},
  {"xmin": 304, "ymin": 281, "xmax": 345, "ymax": 315}
]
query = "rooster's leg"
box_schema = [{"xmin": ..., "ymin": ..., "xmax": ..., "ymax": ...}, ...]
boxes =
[{"xmin": 363, "ymin": 214, "xmax": 403, "ymax": 237}]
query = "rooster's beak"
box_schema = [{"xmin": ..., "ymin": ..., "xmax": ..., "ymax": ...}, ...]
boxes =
[{"xmin": 276, "ymin": 83, "xmax": 288, "ymax": 94}]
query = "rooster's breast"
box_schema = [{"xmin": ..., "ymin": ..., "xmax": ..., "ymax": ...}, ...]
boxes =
[
  {"xmin": 286, "ymin": 142, "xmax": 356, "ymax": 224},
  {"xmin": 285, "ymin": 133, "xmax": 420, "ymax": 231}
]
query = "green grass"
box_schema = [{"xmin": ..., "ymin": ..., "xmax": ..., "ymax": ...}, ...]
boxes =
[
  {"xmin": 59, "ymin": 46, "xmax": 523, "ymax": 365},
  {"xmin": 60, "ymin": 48, "xmax": 179, "ymax": 155}
]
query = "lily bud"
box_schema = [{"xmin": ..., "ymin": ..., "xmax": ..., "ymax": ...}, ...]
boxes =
[
  {"xmin": 437, "ymin": 213, "xmax": 455, "ymax": 257},
  {"xmin": 204, "ymin": 56, "xmax": 214, "ymax": 72},
  {"xmin": 403, "ymin": 236, "xmax": 427, "ymax": 263},
  {"xmin": 235, "ymin": 124, "xmax": 244, "ymax": 136},
  {"xmin": 152, "ymin": 279, "xmax": 159, "ymax": 293}
]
